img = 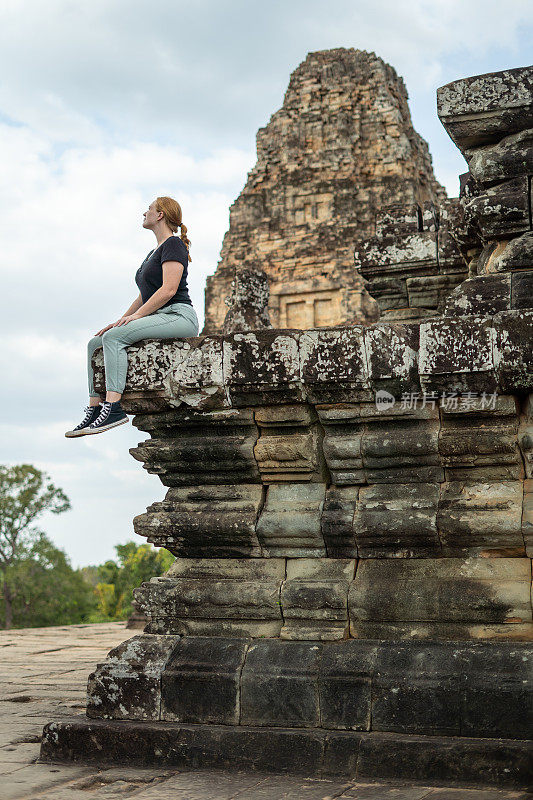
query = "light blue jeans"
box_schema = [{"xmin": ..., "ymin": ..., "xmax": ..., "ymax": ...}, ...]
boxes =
[{"xmin": 87, "ymin": 302, "xmax": 200, "ymax": 396}]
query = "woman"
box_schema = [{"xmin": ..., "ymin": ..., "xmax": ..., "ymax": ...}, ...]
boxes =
[{"xmin": 65, "ymin": 196, "xmax": 199, "ymax": 438}]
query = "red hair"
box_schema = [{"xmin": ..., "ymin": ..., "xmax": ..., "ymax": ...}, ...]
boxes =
[{"xmin": 155, "ymin": 196, "xmax": 192, "ymax": 262}]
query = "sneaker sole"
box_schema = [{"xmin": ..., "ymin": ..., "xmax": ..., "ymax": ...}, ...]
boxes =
[
  {"xmin": 82, "ymin": 417, "xmax": 129, "ymax": 435},
  {"xmin": 65, "ymin": 428, "xmax": 93, "ymax": 438}
]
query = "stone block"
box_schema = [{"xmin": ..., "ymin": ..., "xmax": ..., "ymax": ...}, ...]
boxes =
[
  {"xmin": 254, "ymin": 432, "xmax": 324, "ymax": 482},
  {"xmin": 134, "ymin": 559, "xmax": 284, "ymax": 637},
  {"xmin": 437, "ymin": 481, "xmax": 524, "ymax": 556},
  {"xmin": 379, "ymin": 307, "xmax": 436, "ymax": 323},
  {"xmin": 439, "ymin": 394, "xmax": 522, "ymax": 481},
  {"xmin": 321, "ymin": 485, "xmax": 358, "ymax": 557},
  {"xmin": 161, "ymin": 637, "xmax": 249, "ymax": 724},
  {"xmin": 442, "ymin": 274, "xmax": 512, "ymax": 317},
  {"xmin": 463, "ymin": 176, "xmax": 530, "ymax": 240},
  {"xmin": 511, "ymin": 270, "xmax": 533, "ymax": 310},
  {"xmin": 375, "ymin": 204, "xmax": 421, "ymax": 238},
  {"xmin": 492, "ymin": 232, "xmax": 533, "ymax": 273},
  {"xmin": 86, "ymin": 634, "xmax": 181, "ymax": 720},
  {"xmin": 240, "ymin": 640, "xmax": 322, "ymax": 727},
  {"xmin": 494, "ymin": 311, "xmax": 533, "ymax": 393},
  {"xmin": 253, "ymin": 404, "xmax": 327, "ymax": 482},
  {"xmin": 41, "ymin": 718, "xmax": 328, "ymax": 775},
  {"xmin": 158, "ymin": 335, "xmax": 228, "ymax": 411},
  {"xmin": 319, "ymin": 640, "xmax": 378, "ymax": 731},
  {"xmin": 166, "ymin": 558, "xmax": 284, "ymax": 581},
  {"xmin": 364, "ymin": 323, "xmax": 420, "ymax": 396},
  {"xmin": 316, "ymin": 404, "xmax": 364, "ymax": 484},
  {"xmin": 370, "ymin": 642, "xmax": 463, "ymax": 736},
  {"xmin": 280, "ymin": 559, "xmax": 355, "ymax": 640},
  {"xmin": 436, "ymin": 65, "xmax": 533, "ymax": 151},
  {"xmin": 94, "ymin": 336, "xmax": 227, "ymax": 414},
  {"xmin": 256, "ymin": 483, "xmax": 327, "ymax": 557},
  {"xmin": 299, "ymin": 327, "xmax": 370, "ymax": 404},
  {"xmin": 468, "ymin": 128, "xmax": 533, "ymax": 185},
  {"xmin": 360, "ymin": 410, "xmax": 442, "ymax": 484},
  {"xmin": 406, "ymin": 274, "xmax": 464, "ymax": 310},
  {"xmin": 130, "ymin": 407, "xmax": 260, "ymax": 487},
  {"xmin": 317, "ymin": 402, "xmax": 442, "ymax": 485},
  {"xmin": 367, "ymin": 277, "xmax": 408, "ymax": 311},
  {"xmin": 460, "ymin": 642, "xmax": 533, "ymax": 738},
  {"xmin": 419, "ymin": 316, "xmax": 497, "ymax": 394},
  {"xmin": 223, "ymin": 330, "xmax": 303, "ymax": 406},
  {"xmin": 354, "ymin": 733, "xmax": 531, "ymax": 788},
  {"xmin": 353, "ymin": 483, "xmax": 440, "ymax": 557},
  {"xmin": 519, "ymin": 397, "xmax": 533, "ymax": 479},
  {"xmin": 133, "ymin": 484, "xmax": 264, "ymax": 557},
  {"xmin": 476, "ymin": 240, "xmax": 511, "ymax": 274},
  {"xmin": 357, "ymin": 233, "xmax": 438, "ymax": 279},
  {"xmin": 436, "ymin": 228, "xmax": 469, "ymax": 275},
  {"xmin": 222, "ymin": 268, "xmax": 272, "ymax": 333},
  {"xmin": 439, "ymin": 197, "xmax": 481, "ymax": 261},
  {"xmin": 349, "ymin": 558, "xmax": 533, "ymax": 640},
  {"xmin": 40, "ymin": 718, "xmax": 533, "ymax": 787},
  {"xmin": 321, "ymin": 639, "xmax": 533, "ymax": 738}
]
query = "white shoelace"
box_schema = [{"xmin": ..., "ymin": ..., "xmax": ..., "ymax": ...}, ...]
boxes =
[
  {"xmin": 76, "ymin": 406, "xmax": 95, "ymax": 428},
  {"xmin": 90, "ymin": 401, "xmax": 112, "ymax": 426}
]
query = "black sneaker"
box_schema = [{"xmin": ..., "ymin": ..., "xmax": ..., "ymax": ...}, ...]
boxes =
[
  {"xmin": 84, "ymin": 401, "xmax": 129, "ymax": 435},
  {"xmin": 65, "ymin": 404, "xmax": 103, "ymax": 438}
]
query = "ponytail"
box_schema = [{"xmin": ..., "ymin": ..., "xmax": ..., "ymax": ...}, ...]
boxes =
[
  {"xmin": 179, "ymin": 222, "xmax": 192, "ymax": 263},
  {"xmin": 155, "ymin": 196, "xmax": 192, "ymax": 262}
]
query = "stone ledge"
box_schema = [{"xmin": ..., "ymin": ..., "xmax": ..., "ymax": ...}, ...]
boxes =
[
  {"xmin": 91, "ymin": 314, "xmax": 533, "ymax": 414},
  {"xmin": 84, "ymin": 636, "xmax": 533, "ymax": 738},
  {"xmin": 132, "ymin": 559, "xmax": 533, "ymax": 640},
  {"xmin": 436, "ymin": 65, "xmax": 533, "ymax": 152},
  {"xmin": 40, "ymin": 717, "xmax": 533, "ymax": 789}
]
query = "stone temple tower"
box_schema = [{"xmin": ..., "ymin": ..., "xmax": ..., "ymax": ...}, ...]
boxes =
[{"xmin": 202, "ymin": 48, "xmax": 446, "ymax": 333}]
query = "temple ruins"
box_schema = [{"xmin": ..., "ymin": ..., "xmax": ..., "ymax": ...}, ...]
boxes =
[
  {"xmin": 41, "ymin": 59, "xmax": 533, "ymax": 791},
  {"xmin": 202, "ymin": 49, "xmax": 455, "ymax": 333}
]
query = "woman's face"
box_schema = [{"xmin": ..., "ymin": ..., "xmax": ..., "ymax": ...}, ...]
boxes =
[{"xmin": 142, "ymin": 201, "xmax": 161, "ymax": 229}]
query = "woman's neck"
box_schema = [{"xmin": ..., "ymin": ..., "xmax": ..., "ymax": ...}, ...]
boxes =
[{"xmin": 154, "ymin": 225, "xmax": 174, "ymax": 246}]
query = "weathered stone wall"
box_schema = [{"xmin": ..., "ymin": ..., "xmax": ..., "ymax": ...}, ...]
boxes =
[
  {"xmin": 354, "ymin": 199, "xmax": 468, "ymax": 322},
  {"xmin": 42, "ymin": 63, "xmax": 533, "ymax": 788},
  {"xmin": 437, "ymin": 65, "xmax": 533, "ymax": 308},
  {"xmin": 203, "ymin": 48, "xmax": 446, "ymax": 333},
  {"xmin": 88, "ymin": 319, "xmax": 533, "ymax": 643},
  {"xmin": 79, "ymin": 313, "xmax": 533, "ymax": 784}
]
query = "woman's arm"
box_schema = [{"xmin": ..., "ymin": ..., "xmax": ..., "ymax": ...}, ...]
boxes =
[
  {"xmin": 133, "ymin": 262, "xmax": 185, "ymax": 319},
  {"xmin": 95, "ymin": 294, "xmax": 144, "ymax": 335},
  {"xmin": 122, "ymin": 293, "xmax": 143, "ymax": 316}
]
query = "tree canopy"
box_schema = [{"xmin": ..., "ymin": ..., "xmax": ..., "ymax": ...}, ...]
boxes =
[
  {"xmin": 0, "ymin": 463, "xmax": 174, "ymax": 629},
  {"xmin": 0, "ymin": 464, "xmax": 70, "ymax": 628}
]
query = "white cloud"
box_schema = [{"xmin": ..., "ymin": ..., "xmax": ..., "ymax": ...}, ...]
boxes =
[
  {"xmin": 1, "ymin": 0, "xmax": 531, "ymax": 566},
  {"xmin": 0, "ymin": 121, "xmax": 254, "ymax": 341},
  {"xmin": 0, "ymin": 0, "xmax": 530, "ymax": 147}
]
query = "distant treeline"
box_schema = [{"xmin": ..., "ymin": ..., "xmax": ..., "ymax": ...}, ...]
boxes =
[
  {"xmin": 0, "ymin": 535, "xmax": 173, "ymax": 630},
  {"xmin": 0, "ymin": 463, "xmax": 173, "ymax": 629}
]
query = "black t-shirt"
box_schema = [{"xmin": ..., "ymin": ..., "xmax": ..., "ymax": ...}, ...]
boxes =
[{"xmin": 135, "ymin": 236, "xmax": 192, "ymax": 307}]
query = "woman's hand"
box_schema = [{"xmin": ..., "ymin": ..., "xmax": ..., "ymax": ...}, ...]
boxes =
[
  {"xmin": 114, "ymin": 313, "xmax": 141, "ymax": 327},
  {"xmin": 94, "ymin": 314, "xmax": 141, "ymax": 336},
  {"xmin": 94, "ymin": 323, "xmax": 114, "ymax": 336}
]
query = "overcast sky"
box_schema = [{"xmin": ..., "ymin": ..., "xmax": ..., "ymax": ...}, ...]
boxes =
[{"xmin": 1, "ymin": 0, "xmax": 531, "ymax": 568}]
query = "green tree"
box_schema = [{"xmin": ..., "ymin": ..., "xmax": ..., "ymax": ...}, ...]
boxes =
[
  {"xmin": 0, "ymin": 533, "xmax": 96, "ymax": 628},
  {"xmin": 0, "ymin": 464, "xmax": 70, "ymax": 628},
  {"xmin": 93, "ymin": 541, "xmax": 174, "ymax": 620}
]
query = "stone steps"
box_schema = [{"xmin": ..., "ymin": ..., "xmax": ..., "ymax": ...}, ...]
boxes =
[{"xmin": 40, "ymin": 717, "xmax": 533, "ymax": 790}]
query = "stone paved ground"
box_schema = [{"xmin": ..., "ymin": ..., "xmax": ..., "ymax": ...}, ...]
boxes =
[{"xmin": 0, "ymin": 622, "xmax": 531, "ymax": 800}]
